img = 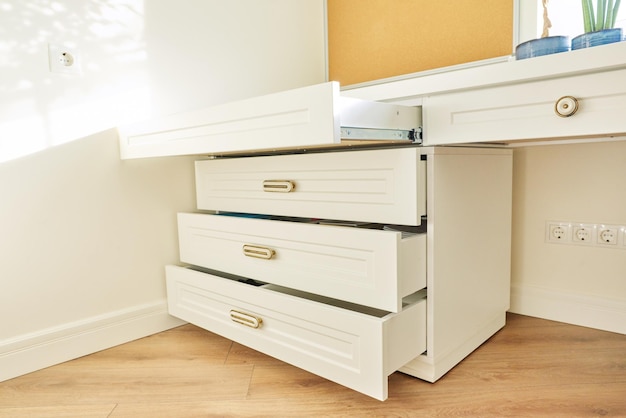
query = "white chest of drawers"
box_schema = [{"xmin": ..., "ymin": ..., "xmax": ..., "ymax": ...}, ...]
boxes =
[
  {"xmin": 121, "ymin": 82, "xmax": 513, "ymax": 400},
  {"xmin": 166, "ymin": 144, "xmax": 512, "ymax": 400}
]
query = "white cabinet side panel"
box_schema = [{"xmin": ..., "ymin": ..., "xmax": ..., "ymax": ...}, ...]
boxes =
[{"xmin": 416, "ymin": 147, "xmax": 512, "ymax": 378}]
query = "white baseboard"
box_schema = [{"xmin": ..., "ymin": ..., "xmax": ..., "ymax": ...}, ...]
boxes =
[
  {"xmin": 0, "ymin": 301, "xmax": 186, "ymax": 382},
  {"xmin": 400, "ymin": 312, "xmax": 506, "ymax": 382},
  {"xmin": 509, "ymin": 283, "xmax": 626, "ymax": 335}
]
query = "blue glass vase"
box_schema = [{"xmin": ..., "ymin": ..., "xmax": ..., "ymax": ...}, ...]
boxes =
[
  {"xmin": 515, "ymin": 36, "xmax": 570, "ymax": 60},
  {"xmin": 572, "ymin": 28, "xmax": 623, "ymax": 50}
]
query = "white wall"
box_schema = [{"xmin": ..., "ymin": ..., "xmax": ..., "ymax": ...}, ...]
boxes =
[
  {"xmin": 144, "ymin": 1, "xmax": 327, "ymax": 116},
  {"xmin": 0, "ymin": 129, "xmax": 196, "ymax": 381},
  {"xmin": 510, "ymin": 141, "xmax": 626, "ymax": 334},
  {"xmin": 0, "ymin": 0, "xmax": 327, "ymax": 162},
  {"xmin": 0, "ymin": 0, "xmax": 326, "ymax": 381}
]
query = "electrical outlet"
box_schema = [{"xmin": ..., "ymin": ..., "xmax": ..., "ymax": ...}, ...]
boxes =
[
  {"xmin": 572, "ymin": 223, "xmax": 595, "ymax": 245},
  {"xmin": 597, "ymin": 225, "xmax": 619, "ymax": 246},
  {"xmin": 48, "ymin": 43, "xmax": 81, "ymax": 75},
  {"xmin": 546, "ymin": 221, "xmax": 570, "ymax": 243},
  {"xmin": 547, "ymin": 220, "xmax": 626, "ymax": 249}
]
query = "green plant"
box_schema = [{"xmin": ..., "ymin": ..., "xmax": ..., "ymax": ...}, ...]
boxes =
[{"xmin": 582, "ymin": 0, "xmax": 622, "ymax": 32}]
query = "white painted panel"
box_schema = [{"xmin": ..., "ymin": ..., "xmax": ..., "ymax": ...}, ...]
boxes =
[
  {"xmin": 195, "ymin": 147, "xmax": 424, "ymax": 226},
  {"xmin": 342, "ymin": 42, "xmax": 626, "ymax": 103},
  {"xmin": 401, "ymin": 147, "xmax": 513, "ymax": 382},
  {"xmin": 424, "ymin": 69, "xmax": 626, "ymax": 145},
  {"xmin": 166, "ymin": 265, "xmax": 426, "ymax": 401},
  {"xmin": 427, "ymin": 148, "xmax": 512, "ymax": 358},
  {"xmin": 119, "ymin": 81, "xmax": 422, "ymax": 159},
  {"xmin": 119, "ymin": 82, "xmax": 340, "ymax": 159},
  {"xmin": 177, "ymin": 213, "xmax": 426, "ymax": 313}
]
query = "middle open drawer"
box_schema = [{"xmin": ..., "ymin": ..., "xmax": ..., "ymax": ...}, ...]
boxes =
[{"xmin": 177, "ymin": 212, "xmax": 426, "ymax": 313}]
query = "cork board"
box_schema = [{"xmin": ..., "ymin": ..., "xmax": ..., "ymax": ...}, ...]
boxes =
[{"xmin": 327, "ymin": 0, "xmax": 514, "ymax": 86}]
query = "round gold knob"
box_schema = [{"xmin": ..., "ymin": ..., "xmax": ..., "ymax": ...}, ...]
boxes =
[{"xmin": 555, "ymin": 96, "xmax": 579, "ymax": 117}]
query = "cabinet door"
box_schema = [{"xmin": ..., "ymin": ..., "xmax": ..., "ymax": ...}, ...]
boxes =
[{"xmin": 424, "ymin": 69, "xmax": 626, "ymax": 145}]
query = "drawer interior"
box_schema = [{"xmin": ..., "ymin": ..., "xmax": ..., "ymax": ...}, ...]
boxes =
[{"xmin": 185, "ymin": 264, "xmax": 425, "ymax": 317}]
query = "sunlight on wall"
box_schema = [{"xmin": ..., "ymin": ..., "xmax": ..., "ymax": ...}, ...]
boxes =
[
  {"xmin": 0, "ymin": 0, "xmax": 151, "ymax": 163},
  {"xmin": 0, "ymin": 0, "xmax": 327, "ymax": 164}
]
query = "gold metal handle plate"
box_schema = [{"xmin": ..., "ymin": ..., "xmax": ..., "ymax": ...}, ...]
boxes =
[
  {"xmin": 230, "ymin": 310, "xmax": 263, "ymax": 329},
  {"xmin": 555, "ymin": 96, "xmax": 579, "ymax": 117},
  {"xmin": 242, "ymin": 244, "xmax": 275, "ymax": 260},
  {"xmin": 262, "ymin": 180, "xmax": 295, "ymax": 193}
]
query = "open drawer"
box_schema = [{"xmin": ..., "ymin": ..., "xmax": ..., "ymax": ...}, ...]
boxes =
[
  {"xmin": 165, "ymin": 265, "xmax": 427, "ymax": 401},
  {"xmin": 118, "ymin": 81, "xmax": 421, "ymax": 159},
  {"xmin": 195, "ymin": 147, "xmax": 426, "ymax": 226},
  {"xmin": 177, "ymin": 212, "xmax": 426, "ymax": 313}
]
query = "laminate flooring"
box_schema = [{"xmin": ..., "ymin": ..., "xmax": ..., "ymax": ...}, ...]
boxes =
[{"xmin": 1, "ymin": 313, "xmax": 625, "ymax": 417}]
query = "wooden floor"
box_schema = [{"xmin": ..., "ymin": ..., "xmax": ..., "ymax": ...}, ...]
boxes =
[{"xmin": 1, "ymin": 313, "xmax": 625, "ymax": 417}]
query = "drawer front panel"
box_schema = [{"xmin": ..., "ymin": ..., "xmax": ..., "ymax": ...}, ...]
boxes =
[
  {"xmin": 119, "ymin": 82, "xmax": 340, "ymax": 159},
  {"xmin": 195, "ymin": 147, "xmax": 426, "ymax": 226},
  {"xmin": 178, "ymin": 213, "xmax": 426, "ymax": 313},
  {"xmin": 424, "ymin": 69, "xmax": 626, "ymax": 145},
  {"xmin": 165, "ymin": 265, "xmax": 427, "ymax": 401}
]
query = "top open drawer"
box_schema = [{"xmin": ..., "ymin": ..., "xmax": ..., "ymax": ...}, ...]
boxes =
[
  {"xmin": 195, "ymin": 147, "xmax": 426, "ymax": 226},
  {"xmin": 118, "ymin": 82, "xmax": 421, "ymax": 159}
]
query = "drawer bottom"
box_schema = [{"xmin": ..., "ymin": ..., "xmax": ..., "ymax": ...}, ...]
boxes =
[{"xmin": 165, "ymin": 265, "xmax": 426, "ymax": 400}]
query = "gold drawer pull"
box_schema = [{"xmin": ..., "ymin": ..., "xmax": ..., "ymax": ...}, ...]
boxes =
[
  {"xmin": 555, "ymin": 96, "xmax": 579, "ymax": 117},
  {"xmin": 262, "ymin": 180, "xmax": 295, "ymax": 193},
  {"xmin": 230, "ymin": 310, "xmax": 263, "ymax": 329},
  {"xmin": 242, "ymin": 244, "xmax": 275, "ymax": 260}
]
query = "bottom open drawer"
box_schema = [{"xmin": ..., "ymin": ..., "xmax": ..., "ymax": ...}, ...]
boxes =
[{"xmin": 166, "ymin": 265, "xmax": 426, "ymax": 401}]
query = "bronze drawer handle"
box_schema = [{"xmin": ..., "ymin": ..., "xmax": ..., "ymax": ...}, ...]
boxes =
[
  {"xmin": 242, "ymin": 244, "xmax": 275, "ymax": 260},
  {"xmin": 230, "ymin": 310, "xmax": 263, "ymax": 329},
  {"xmin": 262, "ymin": 180, "xmax": 295, "ymax": 193},
  {"xmin": 554, "ymin": 96, "xmax": 579, "ymax": 117}
]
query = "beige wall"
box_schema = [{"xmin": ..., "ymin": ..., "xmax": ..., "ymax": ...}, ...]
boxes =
[
  {"xmin": 510, "ymin": 141, "xmax": 626, "ymax": 333},
  {"xmin": 0, "ymin": 129, "xmax": 196, "ymax": 338}
]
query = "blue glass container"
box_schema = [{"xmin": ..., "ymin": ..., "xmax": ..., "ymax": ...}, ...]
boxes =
[
  {"xmin": 571, "ymin": 28, "xmax": 623, "ymax": 50},
  {"xmin": 515, "ymin": 36, "xmax": 570, "ymax": 60}
]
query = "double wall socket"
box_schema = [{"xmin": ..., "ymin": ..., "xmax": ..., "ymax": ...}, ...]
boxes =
[{"xmin": 546, "ymin": 221, "xmax": 626, "ymax": 249}]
